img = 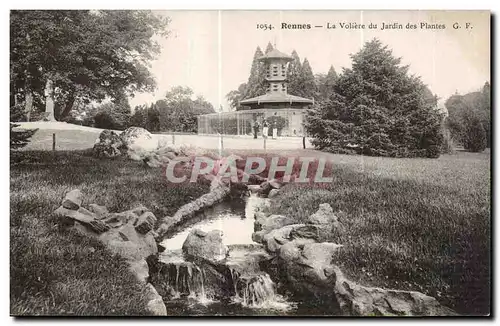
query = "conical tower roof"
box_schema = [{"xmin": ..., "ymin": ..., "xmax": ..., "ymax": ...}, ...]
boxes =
[{"xmin": 258, "ymin": 48, "xmax": 293, "ymax": 62}]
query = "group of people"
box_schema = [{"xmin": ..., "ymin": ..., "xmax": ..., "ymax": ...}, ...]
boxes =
[{"xmin": 253, "ymin": 120, "xmax": 277, "ymax": 139}]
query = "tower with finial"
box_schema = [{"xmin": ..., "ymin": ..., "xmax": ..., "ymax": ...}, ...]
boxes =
[{"xmin": 240, "ymin": 45, "xmax": 313, "ymax": 107}]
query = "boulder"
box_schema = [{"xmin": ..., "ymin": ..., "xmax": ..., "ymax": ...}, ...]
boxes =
[
  {"xmin": 54, "ymin": 206, "xmax": 110, "ymax": 234},
  {"xmin": 135, "ymin": 211, "xmax": 157, "ymax": 234},
  {"xmin": 93, "ymin": 130, "xmax": 124, "ymax": 158},
  {"xmin": 333, "ymin": 267, "xmax": 457, "ymax": 316},
  {"xmin": 247, "ymin": 185, "xmax": 261, "ymax": 193},
  {"xmin": 278, "ymin": 241, "xmax": 341, "ymax": 301},
  {"xmin": 89, "ymin": 203, "xmax": 109, "ymax": 219},
  {"xmin": 145, "ymin": 283, "xmax": 167, "ymax": 315},
  {"xmin": 268, "ymin": 189, "xmax": 280, "ymax": 198},
  {"xmin": 308, "ymin": 203, "xmax": 338, "ymax": 226},
  {"xmin": 261, "ymin": 224, "xmax": 320, "ymax": 253},
  {"xmin": 99, "ymin": 222, "xmax": 157, "ymax": 261},
  {"xmin": 268, "ymin": 179, "xmax": 283, "ymax": 189},
  {"xmin": 258, "ymin": 181, "xmax": 273, "ymax": 196},
  {"xmin": 182, "ymin": 229, "xmax": 229, "ymax": 263},
  {"xmin": 103, "ymin": 210, "xmax": 138, "ymax": 228},
  {"xmin": 254, "ymin": 214, "xmax": 294, "ymax": 232},
  {"xmin": 120, "ymin": 127, "xmax": 159, "ymax": 160},
  {"xmin": 62, "ymin": 189, "xmax": 83, "ymax": 210}
]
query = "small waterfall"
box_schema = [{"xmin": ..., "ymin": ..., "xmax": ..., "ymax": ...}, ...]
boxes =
[
  {"xmin": 161, "ymin": 261, "xmax": 214, "ymax": 304},
  {"xmin": 234, "ymin": 273, "xmax": 294, "ymax": 311}
]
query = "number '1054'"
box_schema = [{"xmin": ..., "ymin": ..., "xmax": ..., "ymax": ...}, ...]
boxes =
[{"xmin": 256, "ymin": 23, "xmax": 273, "ymax": 30}]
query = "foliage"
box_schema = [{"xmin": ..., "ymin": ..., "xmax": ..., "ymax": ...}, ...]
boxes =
[
  {"xmin": 261, "ymin": 149, "xmax": 490, "ymax": 315},
  {"xmin": 10, "ymin": 104, "xmax": 37, "ymax": 149},
  {"xmin": 157, "ymin": 86, "xmax": 215, "ymax": 132},
  {"xmin": 445, "ymin": 82, "xmax": 490, "ymax": 150},
  {"xmin": 241, "ymin": 46, "xmax": 267, "ymax": 101},
  {"xmin": 10, "ymin": 123, "xmax": 37, "ymax": 150},
  {"xmin": 287, "ymin": 50, "xmax": 304, "ymax": 97},
  {"xmin": 264, "ymin": 115, "xmax": 287, "ymax": 136},
  {"xmin": 129, "ymin": 104, "xmax": 160, "ymax": 132},
  {"xmin": 315, "ymin": 66, "xmax": 338, "ymax": 102},
  {"xmin": 10, "ymin": 150, "xmax": 210, "ymax": 315},
  {"xmin": 301, "ymin": 58, "xmax": 317, "ymax": 99},
  {"xmin": 10, "ymin": 10, "xmax": 170, "ymax": 120},
  {"xmin": 305, "ymin": 39, "xmax": 444, "ymax": 158},
  {"xmin": 463, "ymin": 116, "xmax": 487, "ymax": 152},
  {"xmin": 93, "ymin": 96, "xmax": 131, "ymax": 130},
  {"xmin": 225, "ymin": 83, "xmax": 247, "ymax": 111}
]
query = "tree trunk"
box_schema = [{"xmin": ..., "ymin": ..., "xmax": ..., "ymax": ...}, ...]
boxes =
[
  {"xmin": 59, "ymin": 91, "xmax": 76, "ymax": 119},
  {"xmin": 25, "ymin": 91, "xmax": 33, "ymax": 122},
  {"xmin": 44, "ymin": 79, "xmax": 56, "ymax": 121}
]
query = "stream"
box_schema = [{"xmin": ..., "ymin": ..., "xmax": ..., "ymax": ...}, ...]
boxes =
[{"xmin": 157, "ymin": 194, "xmax": 333, "ymax": 316}]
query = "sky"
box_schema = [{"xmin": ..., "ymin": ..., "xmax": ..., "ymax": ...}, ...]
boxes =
[{"xmin": 129, "ymin": 10, "xmax": 490, "ymax": 111}]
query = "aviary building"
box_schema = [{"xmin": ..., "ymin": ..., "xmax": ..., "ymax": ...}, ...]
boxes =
[{"xmin": 197, "ymin": 47, "xmax": 314, "ymax": 137}]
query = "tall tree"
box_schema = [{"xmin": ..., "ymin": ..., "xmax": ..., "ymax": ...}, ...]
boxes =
[
  {"xmin": 315, "ymin": 65, "xmax": 338, "ymax": 102},
  {"xmin": 265, "ymin": 42, "xmax": 274, "ymax": 54},
  {"xmin": 301, "ymin": 58, "xmax": 317, "ymax": 99},
  {"xmin": 287, "ymin": 50, "xmax": 304, "ymax": 96},
  {"xmin": 10, "ymin": 10, "xmax": 170, "ymax": 120},
  {"xmin": 226, "ymin": 83, "xmax": 247, "ymax": 111},
  {"xmin": 305, "ymin": 38, "xmax": 444, "ymax": 158},
  {"xmin": 242, "ymin": 47, "xmax": 266, "ymax": 99},
  {"xmin": 157, "ymin": 86, "xmax": 215, "ymax": 132},
  {"xmin": 445, "ymin": 82, "xmax": 491, "ymax": 149}
]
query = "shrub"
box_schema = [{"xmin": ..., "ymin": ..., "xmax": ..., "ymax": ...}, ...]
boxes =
[
  {"xmin": 305, "ymin": 39, "xmax": 443, "ymax": 158},
  {"xmin": 463, "ymin": 117, "xmax": 487, "ymax": 152}
]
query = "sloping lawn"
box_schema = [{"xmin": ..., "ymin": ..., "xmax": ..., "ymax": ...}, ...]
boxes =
[
  {"xmin": 10, "ymin": 150, "xmax": 209, "ymax": 316},
  {"xmin": 266, "ymin": 150, "xmax": 490, "ymax": 315}
]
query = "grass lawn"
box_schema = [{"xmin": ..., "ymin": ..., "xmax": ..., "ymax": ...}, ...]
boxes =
[
  {"xmin": 10, "ymin": 150, "xmax": 209, "ymax": 315},
  {"xmin": 260, "ymin": 150, "xmax": 490, "ymax": 315},
  {"xmin": 20, "ymin": 129, "xmax": 101, "ymax": 151}
]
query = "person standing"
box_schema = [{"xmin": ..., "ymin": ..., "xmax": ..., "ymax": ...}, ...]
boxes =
[
  {"xmin": 262, "ymin": 120, "xmax": 269, "ymax": 139},
  {"xmin": 253, "ymin": 121, "xmax": 260, "ymax": 139},
  {"xmin": 272, "ymin": 121, "xmax": 278, "ymax": 140}
]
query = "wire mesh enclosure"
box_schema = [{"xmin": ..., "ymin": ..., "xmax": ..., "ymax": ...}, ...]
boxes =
[{"xmin": 197, "ymin": 108, "xmax": 306, "ymax": 137}]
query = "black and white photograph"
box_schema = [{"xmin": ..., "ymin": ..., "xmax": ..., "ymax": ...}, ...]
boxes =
[{"xmin": 9, "ymin": 9, "xmax": 491, "ymax": 317}]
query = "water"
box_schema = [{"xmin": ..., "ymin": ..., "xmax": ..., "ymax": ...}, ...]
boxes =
[
  {"xmin": 161, "ymin": 194, "xmax": 264, "ymax": 250},
  {"xmin": 156, "ymin": 194, "xmax": 334, "ymax": 316}
]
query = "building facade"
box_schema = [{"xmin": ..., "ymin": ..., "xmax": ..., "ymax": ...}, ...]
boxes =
[{"xmin": 197, "ymin": 47, "xmax": 314, "ymax": 137}]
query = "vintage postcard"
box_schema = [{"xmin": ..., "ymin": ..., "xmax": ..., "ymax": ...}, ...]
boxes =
[{"xmin": 10, "ymin": 10, "xmax": 491, "ymax": 317}]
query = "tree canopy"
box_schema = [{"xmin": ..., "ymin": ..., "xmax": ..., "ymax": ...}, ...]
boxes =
[
  {"xmin": 305, "ymin": 38, "xmax": 444, "ymax": 158},
  {"xmin": 10, "ymin": 10, "xmax": 170, "ymax": 120},
  {"xmin": 445, "ymin": 82, "xmax": 490, "ymax": 150}
]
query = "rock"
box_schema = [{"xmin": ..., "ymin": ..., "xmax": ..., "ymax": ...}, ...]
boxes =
[
  {"xmin": 259, "ymin": 181, "xmax": 272, "ymax": 196},
  {"xmin": 54, "ymin": 206, "xmax": 110, "ymax": 234},
  {"xmin": 278, "ymin": 242, "xmax": 341, "ymax": 301},
  {"xmin": 93, "ymin": 130, "xmax": 124, "ymax": 158},
  {"xmin": 260, "ymin": 224, "xmax": 321, "ymax": 253},
  {"xmin": 254, "ymin": 214, "xmax": 293, "ymax": 232},
  {"xmin": 145, "ymin": 283, "xmax": 167, "ymax": 316},
  {"xmin": 268, "ymin": 179, "xmax": 283, "ymax": 189},
  {"xmin": 135, "ymin": 211, "xmax": 157, "ymax": 234},
  {"xmin": 120, "ymin": 127, "xmax": 158, "ymax": 161},
  {"xmin": 247, "ymin": 185, "xmax": 261, "ymax": 193},
  {"xmin": 99, "ymin": 223, "xmax": 157, "ymax": 262},
  {"xmin": 61, "ymin": 189, "xmax": 82, "ymax": 210},
  {"xmin": 251, "ymin": 230, "xmax": 266, "ymax": 243},
  {"xmin": 103, "ymin": 210, "xmax": 138, "ymax": 228},
  {"xmin": 308, "ymin": 203, "xmax": 338, "ymax": 226},
  {"xmin": 182, "ymin": 229, "xmax": 229, "ymax": 263},
  {"xmin": 333, "ymin": 267, "xmax": 457, "ymax": 316},
  {"xmin": 268, "ymin": 189, "xmax": 280, "ymax": 198},
  {"xmin": 89, "ymin": 204, "xmax": 109, "ymax": 218},
  {"xmin": 131, "ymin": 204, "xmax": 149, "ymax": 216}
]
